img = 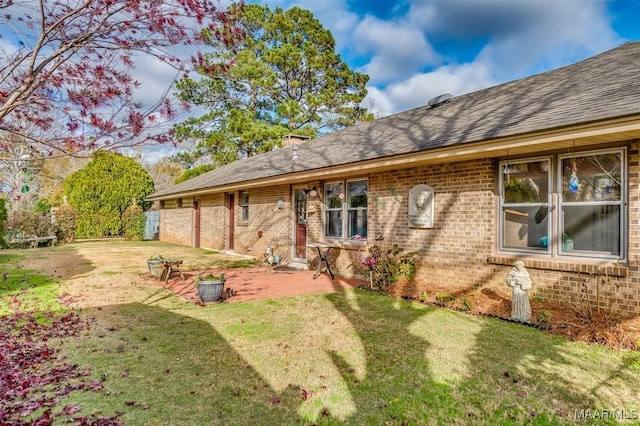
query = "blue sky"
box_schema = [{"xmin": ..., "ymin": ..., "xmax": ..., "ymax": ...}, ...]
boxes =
[
  {"xmin": 1, "ymin": 0, "xmax": 638, "ymax": 162},
  {"xmin": 252, "ymin": 0, "xmax": 640, "ymax": 116}
]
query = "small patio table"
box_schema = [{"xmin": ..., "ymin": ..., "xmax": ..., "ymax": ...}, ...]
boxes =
[
  {"xmin": 307, "ymin": 242, "xmax": 339, "ymax": 279},
  {"xmin": 159, "ymin": 258, "xmax": 184, "ymax": 283}
]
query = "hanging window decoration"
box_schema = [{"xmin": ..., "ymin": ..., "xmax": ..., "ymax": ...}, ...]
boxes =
[{"xmin": 568, "ymin": 160, "xmax": 580, "ymax": 193}]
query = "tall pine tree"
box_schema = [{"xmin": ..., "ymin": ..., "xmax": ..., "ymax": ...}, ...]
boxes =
[{"xmin": 174, "ymin": 3, "xmax": 373, "ymax": 170}]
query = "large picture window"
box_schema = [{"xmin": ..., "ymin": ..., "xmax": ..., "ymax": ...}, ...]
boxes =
[
  {"xmin": 499, "ymin": 148, "xmax": 625, "ymax": 259},
  {"xmin": 325, "ymin": 179, "xmax": 368, "ymax": 239}
]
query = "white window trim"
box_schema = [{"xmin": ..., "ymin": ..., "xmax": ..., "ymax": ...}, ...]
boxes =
[
  {"xmin": 499, "ymin": 148, "xmax": 626, "ymax": 261},
  {"xmin": 324, "ymin": 178, "xmax": 368, "ymax": 240},
  {"xmin": 346, "ymin": 178, "xmax": 368, "ymax": 240},
  {"xmin": 557, "ymin": 147, "xmax": 626, "ymax": 260},
  {"xmin": 240, "ymin": 191, "xmax": 249, "ymax": 221},
  {"xmin": 499, "ymin": 156, "xmax": 552, "ymax": 255},
  {"xmin": 324, "ymin": 181, "xmax": 343, "ymax": 239}
]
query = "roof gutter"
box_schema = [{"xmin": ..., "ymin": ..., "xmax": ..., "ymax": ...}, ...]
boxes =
[{"xmin": 146, "ymin": 115, "xmax": 640, "ymax": 201}]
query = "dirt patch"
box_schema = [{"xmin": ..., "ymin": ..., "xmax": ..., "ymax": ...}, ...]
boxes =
[
  {"xmin": 385, "ymin": 277, "xmax": 640, "ymax": 350},
  {"xmin": 16, "ymin": 240, "xmax": 243, "ymax": 308}
]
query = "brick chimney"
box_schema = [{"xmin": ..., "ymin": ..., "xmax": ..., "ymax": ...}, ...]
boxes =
[{"xmin": 282, "ymin": 134, "xmax": 311, "ymax": 148}]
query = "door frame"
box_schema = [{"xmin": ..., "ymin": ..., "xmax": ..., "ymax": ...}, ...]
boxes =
[
  {"xmin": 226, "ymin": 193, "xmax": 235, "ymax": 251},
  {"xmin": 292, "ymin": 186, "xmax": 308, "ymax": 262},
  {"xmin": 193, "ymin": 199, "xmax": 200, "ymax": 248}
]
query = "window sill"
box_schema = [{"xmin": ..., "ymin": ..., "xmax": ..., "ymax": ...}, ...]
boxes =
[
  {"xmin": 317, "ymin": 238, "xmax": 367, "ymax": 250},
  {"xmin": 487, "ymin": 254, "xmax": 627, "ymax": 277}
]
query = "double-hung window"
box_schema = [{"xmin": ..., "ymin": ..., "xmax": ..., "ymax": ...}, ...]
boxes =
[
  {"xmin": 240, "ymin": 191, "xmax": 249, "ymax": 221},
  {"xmin": 500, "ymin": 158, "xmax": 551, "ymax": 252},
  {"xmin": 324, "ymin": 179, "xmax": 368, "ymax": 239},
  {"xmin": 558, "ymin": 150, "xmax": 624, "ymax": 257},
  {"xmin": 499, "ymin": 148, "xmax": 625, "ymax": 259}
]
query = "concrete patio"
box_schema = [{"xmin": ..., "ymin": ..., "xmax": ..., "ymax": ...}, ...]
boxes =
[{"xmin": 150, "ymin": 265, "xmax": 364, "ymax": 304}]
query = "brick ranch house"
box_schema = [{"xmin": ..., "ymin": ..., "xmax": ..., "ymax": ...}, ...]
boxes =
[{"xmin": 147, "ymin": 42, "xmax": 640, "ymax": 316}]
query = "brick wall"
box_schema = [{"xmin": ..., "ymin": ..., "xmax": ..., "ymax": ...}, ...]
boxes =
[
  {"xmin": 484, "ymin": 141, "xmax": 640, "ymax": 317},
  {"xmin": 158, "ymin": 140, "xmax": 640, "ymax": 316},
  {"xmin": 199, "ymin": 194, "xmax": 226, "ymax": 250},
  {"xmin": 368, "ymin": 144, "xmax": 639, "ymax": 316},
  {"xmin": 367, "ymin": 159, "xmax": 496, "ymax": 287},
  {"xmin": 308, "ymin": 149, "xmax": 640, "ymax": 316},
  {"xmin": 159, "ymin": 199, "xmax": 193, "ymax": 246},
  {"xmin": 232, "ymin": 185, "xmax": 293, "ymax": 262}
]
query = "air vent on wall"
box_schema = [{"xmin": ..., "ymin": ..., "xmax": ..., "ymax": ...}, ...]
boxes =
[{"xmin": 427, "ymin": 93, "xmax": 452, "ymax": 108}]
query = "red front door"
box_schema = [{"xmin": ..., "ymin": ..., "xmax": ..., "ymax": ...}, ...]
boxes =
[{"xmin": 294, "ymin": 189, "xmax": 307, "ymax": 259}]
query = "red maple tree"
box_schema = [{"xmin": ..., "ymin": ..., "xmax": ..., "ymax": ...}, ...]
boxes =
[{"xmin": 0, "ymin": 0, "xmax": 240, "ymax": 161}]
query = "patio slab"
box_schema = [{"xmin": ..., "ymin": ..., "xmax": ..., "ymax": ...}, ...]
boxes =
[{"xmin": 150, "ymin": 265, "xmax": 364, "ymax": 304}]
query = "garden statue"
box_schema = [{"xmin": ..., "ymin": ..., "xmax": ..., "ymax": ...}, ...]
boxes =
[{"xmin": 506, "ymin": 261, "xmax": 532, "ymax": 322}]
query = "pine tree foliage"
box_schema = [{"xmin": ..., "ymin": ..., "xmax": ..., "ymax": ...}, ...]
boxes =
[{"xmin": 174, "ymin": 3, "xmax": 373, "ymax": 168}]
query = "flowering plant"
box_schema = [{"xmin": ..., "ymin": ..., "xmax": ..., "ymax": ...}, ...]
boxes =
[
  {"xmin": 361, "ymin": 255, "xmax": 377, "ymax": 268},
  {"xmin": 360, "ymin": 236, "xmax": 417, "ymax": 290},
  {"xmin": 352, "ymin": 234, "xmax": 375, "ymax": 268}
]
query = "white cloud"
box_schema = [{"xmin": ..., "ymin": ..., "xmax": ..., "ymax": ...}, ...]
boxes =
[
  {"xmin": 408, "ymin": 0, "xmax": 621, "ymax": 77},
  {"xmin": 0, "ymin": 38, "xmax": 18, "ymax": 57},
  {"xmin": 365, "ymin": 61, "xmax": 495, "ymax": 115},
  {"xmin": 409, "ymin": 0, "xmax": 549, "ymax": 39},
  {"xmin": 475, "ymin": 2, "xmax": 620, "ymax": 78},
  {"xmin": 363, "ymin": 0, "xmax": 623, "ymax": 115},
  {"xmin": 353, "ymin": 15, "xmax": 439, "ymax": 84},
  {"xmin": 130, "ymin": 54, "xmax": 183, "ymax": 111},
  {"xmin": 138, "ymin": 0, "xmax": 628, "ymax": 160}
]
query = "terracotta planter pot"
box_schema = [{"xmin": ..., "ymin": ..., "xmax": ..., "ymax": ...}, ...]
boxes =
[{"xmin": 197, "ymin": 279, "xmax": 226, "ymax": 303}]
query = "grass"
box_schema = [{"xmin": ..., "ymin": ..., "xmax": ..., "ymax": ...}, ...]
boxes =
[
  {"xmin": 60, "ymin": 293, "xmax": 640, "ymax": 425},
  {"xmin": 0, "ymin": 253, "xmax": 63, "ymax": 315},
  {"xmin": 1, "ymin": 242, "xmax": 640, "ymax": 425},
  {"xmin": 215, "ymin": 258, "xmax": 262, "ymax": 269}
]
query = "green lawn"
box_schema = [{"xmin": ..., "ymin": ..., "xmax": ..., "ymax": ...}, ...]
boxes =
[
  {"xmin": 0, "ymin": 253, "xmax": 64, "ymax": 315},
  {"xmin": 1, "ymin": 243, "xmax": 639, "ymax": 425}
]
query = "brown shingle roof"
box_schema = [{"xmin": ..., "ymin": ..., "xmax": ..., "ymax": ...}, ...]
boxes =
[{"xmin": 149, "ymin": 42, "xmax": 640, "ymax": 199}]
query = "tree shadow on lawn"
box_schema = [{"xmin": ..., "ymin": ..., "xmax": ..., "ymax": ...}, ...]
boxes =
[
  {"xmin": 60, "ymin": 302, "xmax": 302, "ymax": 425},
  {"xmin": 57, "ymin": 291, "xmax": 640, "ymax": 425},
  {"xmin": 324, "ymin": 289, "xmax": 640, "ymax": 424}
]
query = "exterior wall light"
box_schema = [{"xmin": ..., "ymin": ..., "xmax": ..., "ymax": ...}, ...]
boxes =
[{"xmin": 303, "ymin": 186, "xmax": 317, "ymax": 197}]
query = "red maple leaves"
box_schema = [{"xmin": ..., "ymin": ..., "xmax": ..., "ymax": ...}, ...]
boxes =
[
  {"xmin": 0, "ymin": 0, "xmax": 237, "ymax": 159},
  {"xmin": 0, "ymin": 311, "xmax": 122, "ymax": 425}
]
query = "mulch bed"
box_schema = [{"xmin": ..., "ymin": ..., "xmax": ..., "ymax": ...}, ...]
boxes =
[{"xmin": 385, "ymin": 278, "xmax": 640, "ymax": 350}]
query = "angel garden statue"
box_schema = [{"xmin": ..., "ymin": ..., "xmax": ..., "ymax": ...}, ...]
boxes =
[{"xmin": 506, "ymin": 261, "xmax": 532, "ymax": 322}]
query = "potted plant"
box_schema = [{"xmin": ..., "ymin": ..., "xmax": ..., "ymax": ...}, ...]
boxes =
[
  {"xmin": 147, "ymin": 255, "xmax": 164, "ymax": 278},
  {"xmin": 196, "ymin": 272, "xmax": 226, "ymax": 303}
]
